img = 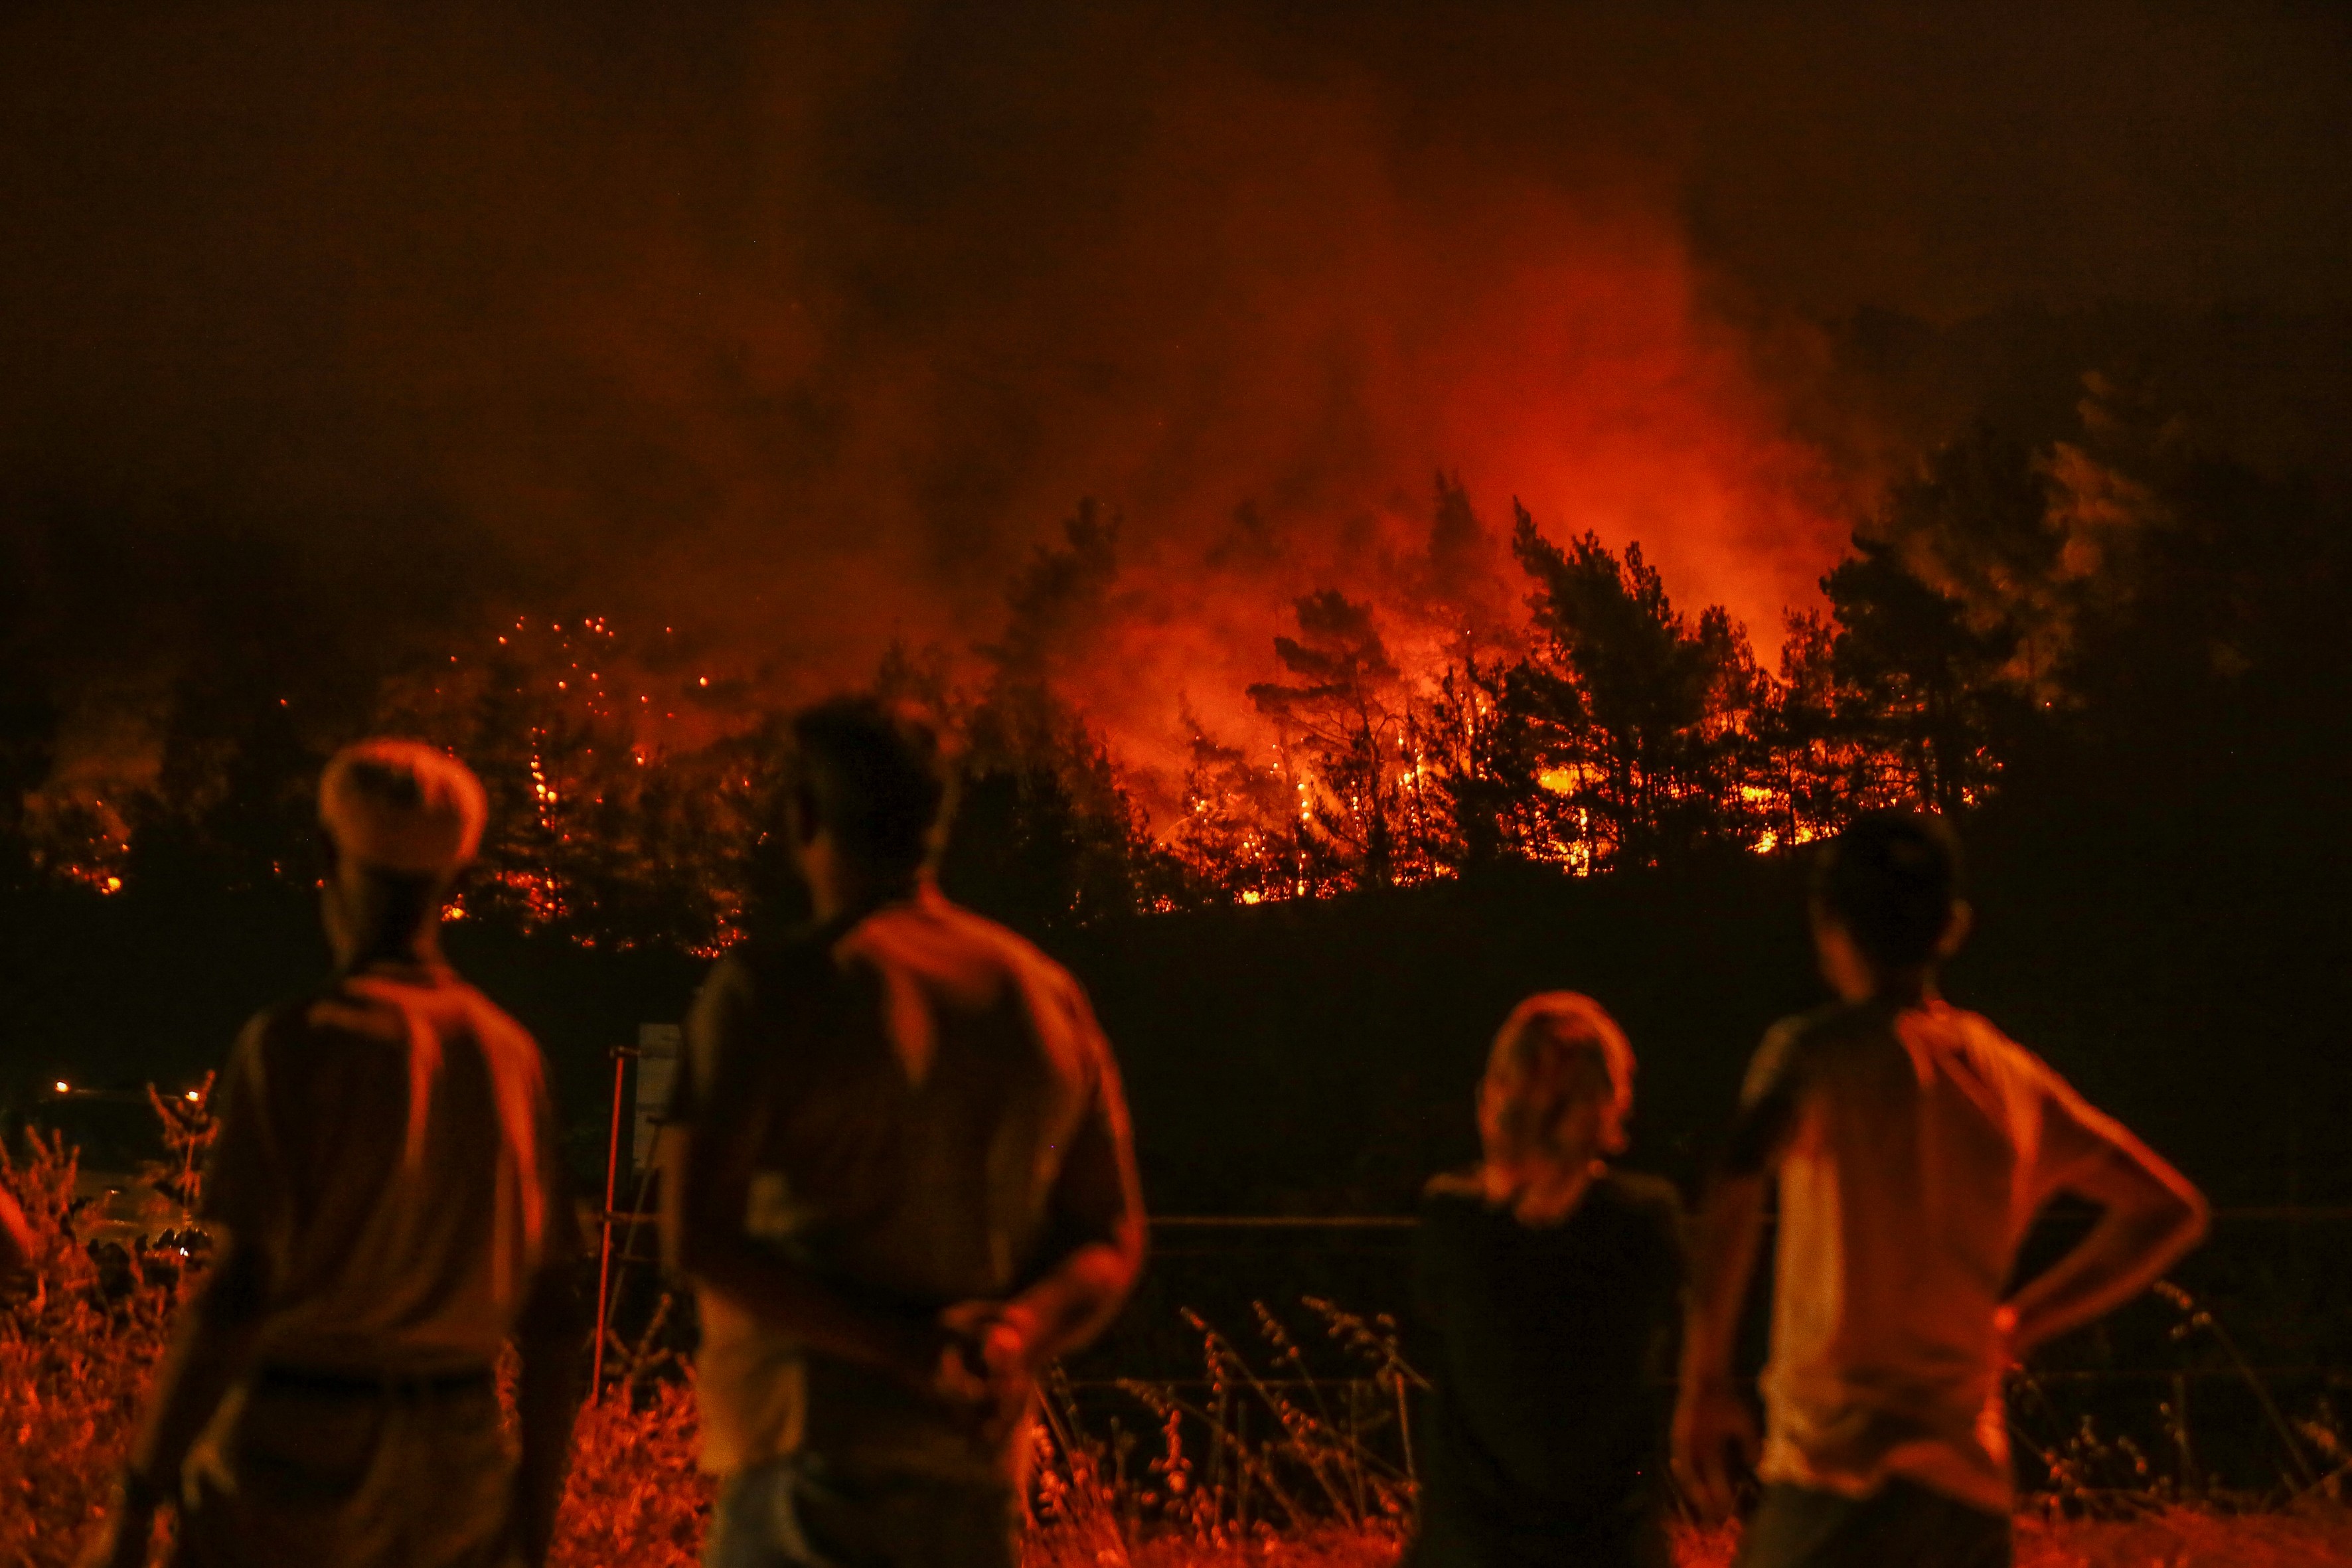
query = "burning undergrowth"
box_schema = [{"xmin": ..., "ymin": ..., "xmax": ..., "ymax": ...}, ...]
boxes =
[{"xmin": 7, "ymin": 1138, "xmax": 2349, "ymax": 1568}]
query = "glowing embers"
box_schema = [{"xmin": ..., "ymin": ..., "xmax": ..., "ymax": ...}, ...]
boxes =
[
  {"xmin": 490, "ymin": 868, "xmax": 568, "ymax": 927},
  {"xmin": 1165, "ymin": 726, "xmax": 1462, "ymax": 903},
  {"xmin": 22, "ymin": 788, "xmax": 133, "ymax": 895},
  {"xmin": 366, "ymin": 611, "xmax": 758, "ymax": 953}
]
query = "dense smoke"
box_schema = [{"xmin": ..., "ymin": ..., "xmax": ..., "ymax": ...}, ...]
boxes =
[{"xmin": 3, "ymin": 1, "xmax": 2349, "ymax": 815}]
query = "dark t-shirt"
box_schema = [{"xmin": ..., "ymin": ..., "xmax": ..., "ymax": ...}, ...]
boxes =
[{"xmin": 1407, "ymin": 1169, "xmax": 1686, "ymax": 1568}]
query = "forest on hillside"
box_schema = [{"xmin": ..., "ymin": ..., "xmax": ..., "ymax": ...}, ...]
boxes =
[{"xmin": 5, "ymin": 377, "xmax": 2341, "ymax": 957}]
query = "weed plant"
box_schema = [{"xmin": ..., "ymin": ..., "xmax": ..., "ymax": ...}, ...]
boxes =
[{"xmin": 7, "ymin": 1121, "xmax": 2351, "ymax": 1565}]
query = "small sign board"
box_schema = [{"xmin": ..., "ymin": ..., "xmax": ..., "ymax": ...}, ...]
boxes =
[{"xmin": 633, "ymin": 1023, "xmax": 681, "ymax": 1172}]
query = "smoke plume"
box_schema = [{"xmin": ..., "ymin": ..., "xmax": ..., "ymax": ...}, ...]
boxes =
[{"xmin": 4, "ymin": 1, "xmax": 2347, "ymax": 811}]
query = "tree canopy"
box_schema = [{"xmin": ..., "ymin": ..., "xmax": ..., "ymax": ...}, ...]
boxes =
[{"xmin": 5, "ymin": 382, "xmax": 2341, "ymax": 947}]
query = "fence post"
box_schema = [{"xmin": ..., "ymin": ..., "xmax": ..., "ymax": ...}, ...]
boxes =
[{"xmin": 591, "ymin": 1048, "xmax": 626, "ymax": 1403}]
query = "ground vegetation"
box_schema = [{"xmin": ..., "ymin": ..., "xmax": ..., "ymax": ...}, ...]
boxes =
[{"xmin": 6, "ymin": 1138, "xmax": 2348, "ymax": 1566}]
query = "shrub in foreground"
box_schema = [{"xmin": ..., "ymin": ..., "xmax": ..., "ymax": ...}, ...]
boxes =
[{"xmin": 6, "ymin": 1137, "xmax": 2348, "ymax": 1566}]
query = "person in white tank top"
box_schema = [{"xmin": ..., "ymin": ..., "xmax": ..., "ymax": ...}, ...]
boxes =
[{"xmin": 1674, "ymin": 812, "xmax": 2208, "ymax": 1568}]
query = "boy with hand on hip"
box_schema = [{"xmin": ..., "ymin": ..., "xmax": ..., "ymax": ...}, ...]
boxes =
[{"xmin": 1675, "ymin": 811, "xmax": 2209, "ymax": 1568}]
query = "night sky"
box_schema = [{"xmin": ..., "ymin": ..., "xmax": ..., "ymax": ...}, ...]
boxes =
[{"xmin": 5, "ymin": 1, "xmax": 2349, "ymax": 777}]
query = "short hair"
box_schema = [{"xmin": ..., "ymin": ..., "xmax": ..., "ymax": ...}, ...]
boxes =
[
  {"xmin": 1478, "ymin": 992, "xmax": 1636, "ymax": 1168},
  {"xmin": 1813, "ymin": 810, "xmax": 1966, "ymax": 967},
  {"xmin": 787, "ymin": 696, "xmax": 951, "ymax": 874}
]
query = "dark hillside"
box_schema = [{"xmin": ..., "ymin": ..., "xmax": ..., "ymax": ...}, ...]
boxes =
[{"xmin": 10, "ymin": 787, "xmax": 2344, "ymax": 1215}]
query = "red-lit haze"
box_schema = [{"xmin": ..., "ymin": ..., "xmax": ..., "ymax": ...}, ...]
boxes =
[
  {"xmin": 0, "ymin": 5, "xmax": 1861, "ymax": 817},
  {"xmin": 412, "ymin": 58, "xmax": 1850, "ymax": 803}
]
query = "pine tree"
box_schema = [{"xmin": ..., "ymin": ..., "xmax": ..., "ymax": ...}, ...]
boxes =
[
  {"xmin": 1247, "ymin": 589, "xmax": 1415, "ymax": 888},
  {"xmin": 1508, "ymin": 506, "xmax": 1766, "ymax": 866}
]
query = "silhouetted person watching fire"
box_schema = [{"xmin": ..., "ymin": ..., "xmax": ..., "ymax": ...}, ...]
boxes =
[
  {"xmin": 660, "ymin": 695, "xmax": 1146, "ymax": 1568},
  {"xmin": 1403, "ymin": 992, "xmax": 1684, "ymax": 1568},
  {"xmin": 80, "ymin": 740, "xmax": 584, "ymax": 1568},
  {"xmin": 1674, "ymin": 811, "xmax": 2210, "ymax": 1568}
]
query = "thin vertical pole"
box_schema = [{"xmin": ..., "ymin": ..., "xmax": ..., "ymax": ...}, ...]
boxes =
[{"xmin": 591, "ymin": 1048, "xmax": 625, "ymax": 1403}]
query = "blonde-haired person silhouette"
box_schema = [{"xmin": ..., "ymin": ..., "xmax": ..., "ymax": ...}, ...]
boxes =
[
  {"xmin": 1476, "ymin": 992, "xmax": 1638, "ymax": 1222},
  {"xmin": 1404, "ymin": 992, "xmax": 1684, "ymax": 1568}
]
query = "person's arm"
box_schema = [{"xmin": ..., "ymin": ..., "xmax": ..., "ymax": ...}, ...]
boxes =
[
  {"xmin": 1672, "ymin": 1169, "xmax": 1769, "ymax": 1518},
  {"xmin": 0, "ymin": 1184, "xmax": 31, "ymax": 1280},
  {"xmin": 947, "ymin": 1126, "xmax": 1144, "ymax": 1381},
  {"xmin": 939, "ymin": 1011, "xmax": 1146, "ymax": 1441},
  {"xmin": 2001, "ymin": 1091, "xmax": 2209, "ymax": 1362},
  {"xmin": 79, "ymin": 1231, "xmax": 274, "ymax": 1568},
  {"xmin": 1672, "ymin": 1027, "xmax": 1804, "ymax": 1520},
  {"xmin": 658, "ymin": 959, "xmax": 953, "ymax": 1393},
  {"xmin": 508, "ymin": 1259, "xmax": 585, "ymax": 1568},
  {"xmin": 968, "ymin": 1014, "xmax": 1147, "ymax": 1369},
  {"xmin": 661, "ymin": 1118, "xmax": 948, "ymax": 1385}
]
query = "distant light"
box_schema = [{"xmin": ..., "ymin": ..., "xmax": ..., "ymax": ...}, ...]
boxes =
[
  {"xmin": 698, "ymin": 676, "xmax": 709, "ymax": 687},
  {"xmin": 185, "ymin": 1090, "xmax": 200, "ymax": 1102},
  {"xmin": 54, "ymin": 1081, "xmax": 68, "ymax": 1093}
]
